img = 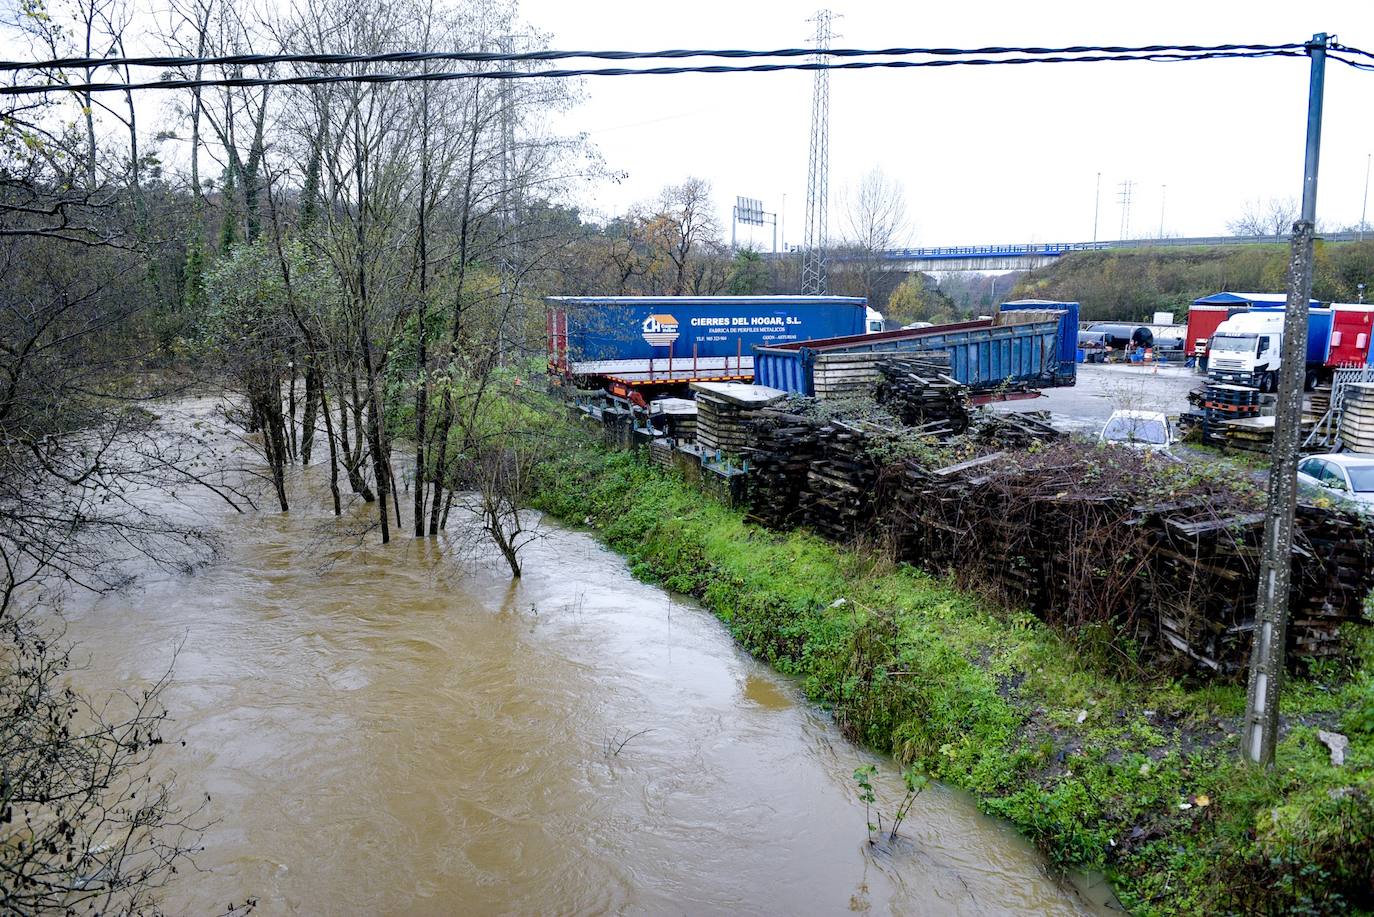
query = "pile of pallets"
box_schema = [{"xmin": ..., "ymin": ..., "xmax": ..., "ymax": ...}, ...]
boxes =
[
  {"xmin": 810, "ymin": 352, "xmax": 889, "ymax": 399},
  {"xmin": 743, "ymin": 411, "xmax": 821, "ymax": 529},
  {"xmin": 801, "ymin": 421, "xmax": 887, "ymax": 542},
  {"xmin": 971, "ymin": 411, "xmax": 1061, "ymax": 448},
  {"xmin": 648, "ymin": 437, "xmax": 675, "ymax": 470},
  {"xmin": 1290, "ymin": 502, "xmax": 1374, "ymax": 658},
  {"xmin": 651, "ymin": 398, "xmax": 698, "ymax": 443},
  {"xmin": 1203, "ymin": 383, "xmax": 1261, "ymax": 446},
  {"xmin": 691, "ymin": 382, "xmax": 786, "ymax": 454},
  {"xmin": 1339, "ymin": 382, "xmax": 1374, "ymax": 453},
  {"xmin": 883, "ymin": 441, "xmax": 1374, "ymax": 677},
  {"xmin": 874, "ymin": 355, "xmax": 970, "ymax": 433}
]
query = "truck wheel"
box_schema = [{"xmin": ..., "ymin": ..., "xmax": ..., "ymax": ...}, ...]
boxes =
[
  {"xmin": 1304, "ymin": 369, "xmax": 1318, "ymax": 392},
  {"xmin": 1259, "ymin": 372, "xmax": 1275, "ymax": 393}
]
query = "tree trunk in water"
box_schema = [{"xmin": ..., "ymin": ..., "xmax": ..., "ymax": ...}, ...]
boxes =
[
  {"xmin": 300, "ymin": 364, "xmax": 321, "ymax": 465},
  {"xmin": 318, "ymin": 382, "xmax": 342, "ymax": 516},
  {"xmin": 488, "ymin": 513, "xmax": 521, "ymax": 578},
  {"xmin": 427, "ymin": 389, "xmax": 452, "ymax": 535},
  {"xmin": 362, "ymin": 357, "xmax": 390, "ymax": 544},
  {"xmin": 287, "ymin": 354, "xmax": 299, "ymax": 462},
  {"xmin": 337, "ymin": 373, "xmax": 373, "ymax": 501},
  {"xmin": 256, "ymin": 391, "xmax": 290, "ymax": 512}
]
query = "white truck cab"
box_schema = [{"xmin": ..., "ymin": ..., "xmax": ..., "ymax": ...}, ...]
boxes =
[
  {"xmin": 865, "ymin": 307, "xmax": 885, "ymax": 334},
  {"xmin": 1207, "ymin": 311, "xmax": 1286, "ymax": 392}
]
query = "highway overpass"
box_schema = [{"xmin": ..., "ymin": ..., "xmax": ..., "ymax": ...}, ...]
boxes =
[{"xmin": 780, "ymin": 231, "xmax": 1369, "ymax": 272}]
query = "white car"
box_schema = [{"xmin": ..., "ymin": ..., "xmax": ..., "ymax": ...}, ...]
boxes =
[
  {"xmin": 1296, "ymin": 454, "xmax": 1374, "ymax": 506},
  {"xmin": 1099, "ymin": 410, "xmax": 1176, "ymax": 452}
]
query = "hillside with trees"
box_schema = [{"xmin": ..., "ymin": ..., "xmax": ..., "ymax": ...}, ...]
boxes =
[{"xmin": 1011, "ymin": 241, "xmax": 1374, "ymax": 322}]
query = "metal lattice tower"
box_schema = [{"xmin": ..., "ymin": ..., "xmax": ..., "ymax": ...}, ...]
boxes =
[
  {"xmin": 1117, "ymin": 179, "xmax": 1134, "ymax": 240},
  {"xmin": 801, "ymin": 10, "xmax": 832, "ymax": 295}
]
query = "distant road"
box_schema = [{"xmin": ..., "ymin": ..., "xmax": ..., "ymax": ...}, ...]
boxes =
[{"xmin": 772, "ymin": 231, "xmax": 1370, "ymax": 272}]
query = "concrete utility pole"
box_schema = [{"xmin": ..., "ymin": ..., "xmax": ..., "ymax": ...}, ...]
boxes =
[{"xmin": 1242, "ymin": 32, "xmax": 1329, "ymax": 768}]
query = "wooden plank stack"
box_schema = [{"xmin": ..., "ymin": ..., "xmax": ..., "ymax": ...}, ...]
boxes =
[
  {"xmin": 1305, "ymin": 387, "xmax": 1331, "ymax": 426},
  {"xmin": 690, "ymin": 382, "xmax": 786, "ymax": 454},
  {"xmin": 1339, "ymin": 382, "xmax": 1374, "ymax": 453},
  {"xmin": 801, "ymin": 421, "xmax": 886, "ymax": 541},
  {"xmin": 651, "ymin": 397, "xmax": 698, "ymax": 443},
  {"xmin": 972, "ymin": 411, "xmax": 1061, "ymax": 448},
  {"xmin": 1290, "ymin": 502, "xmax": 1374, "ymax": 658},
  {"xmin": 882, "ymin": 442, "xmax": 1374, "ymax": 677},
  {"xmin": 726, "ymin": 390, "xmax": 1374, "ymax": 676},
  {"xmin": 874, "ymin": 354, "xmax": 970, "ymax": 433},
  {"xmin": 743, "ymin": 410, "xmax": 821, "ymax": 529},
  {"xmin": 648, "ymin": 437, "xmax": 674, "ymax": 470},
  {"xmin": 811, "ymin": 352, "xmax": 888, "ymax": 399}
]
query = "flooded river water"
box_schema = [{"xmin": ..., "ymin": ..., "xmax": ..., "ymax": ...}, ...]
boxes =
[{"xmin": 57, "ymin": 404, "xmax": 1113, "ymax": 915}]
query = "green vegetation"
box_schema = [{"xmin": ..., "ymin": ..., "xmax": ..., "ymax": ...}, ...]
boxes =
[
  {"xmin": 535, "ymin": 443, "xmax": 1374, "ymax": 916},
  {"xmin": 1013, "ymin": 241, "xmax": 1374, "ymax": 322}
]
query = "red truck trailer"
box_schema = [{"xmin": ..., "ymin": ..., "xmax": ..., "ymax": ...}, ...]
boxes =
[
  {"xmin": 1185, "ymin": 304, "xmax": 1245, "ymax": 364},
  {"xmin": 1327, "ymin": 302, "xmax": 1374, "ymax": 366}
]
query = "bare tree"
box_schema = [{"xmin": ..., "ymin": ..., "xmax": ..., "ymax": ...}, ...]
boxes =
[
  {"xmin": 1227, "ymin": 196, "xmax": 1299, "ymax": 239},
  {"xmin": 841, "ymin": 167, "xmax": 911, "ymax": 306},
  {"xmin": 641, "ymin": 178, "xmax": 720, "ymax": 294}
]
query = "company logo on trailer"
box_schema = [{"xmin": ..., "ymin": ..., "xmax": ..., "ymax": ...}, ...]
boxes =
[{"xmin": 641, "ymin": 313, "xmax": 680, "ymax": 346}]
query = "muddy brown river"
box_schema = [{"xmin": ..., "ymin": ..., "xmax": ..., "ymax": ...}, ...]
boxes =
[{"xmin": 56, "ymin": 402, "xmax": 1115, "ymax": 915}]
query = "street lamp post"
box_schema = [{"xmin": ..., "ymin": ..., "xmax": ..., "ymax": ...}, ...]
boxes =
[{"xmin": 1362, "ymin": 153, "xmax": 1371, "ymax": 241}]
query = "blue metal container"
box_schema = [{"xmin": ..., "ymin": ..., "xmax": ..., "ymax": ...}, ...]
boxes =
[
  {"xmin": 753, "ymin": 318, "xmax": 1061, "ymax": 394},
  {"xmin": 547, "ymin": 296, "xmax": 868, "ymax": 367},
  {"xmin": 997, "ymin": 299, "xmax": 1079, "ymax": 384}
]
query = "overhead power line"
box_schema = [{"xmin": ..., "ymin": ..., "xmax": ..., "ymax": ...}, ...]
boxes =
[
  {"xmin": 1, "ymin": 40, "xmax": 1368, "ymax": 97},
  {"xmin": 0, "ymin": 41, "xmax": 1309, "ymax": 74}
]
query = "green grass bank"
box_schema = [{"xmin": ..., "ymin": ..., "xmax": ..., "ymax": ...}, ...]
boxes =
[{"xmin": 533, "ymin": 444, "xmax": 1374, "ymax": 916}]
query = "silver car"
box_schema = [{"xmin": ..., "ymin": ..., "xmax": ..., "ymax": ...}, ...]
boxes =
[{"xmin": 1296, "ymin": 454, "xmax": 1374, "ymax": 506}]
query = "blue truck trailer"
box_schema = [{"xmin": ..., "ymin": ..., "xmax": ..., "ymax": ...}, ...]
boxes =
[
  {"xmin": 547, "ymin": 295, "xmax": 869, "ymax": 391},
  {"xmin": 753, "ymin": 317, "xmax": 1062, "ymax": 396}
]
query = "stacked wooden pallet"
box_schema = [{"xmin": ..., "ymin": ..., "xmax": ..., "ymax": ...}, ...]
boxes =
[
  {"xmin": 648, "ymin": 437, "xmax": 674, "ymax": 470},
  {"xmin": 1305, "ymin": 387, "xmax": 1332, "ymax": 425},
  {"xmin": 883, "ymin": 442, "xmax": 1374, "ymax": 677},
  {"xmin": 651, "ymin": 397, "xmax": 698, "ymax": 443},
  {"xmin": 811, "ymin": 352, "xmax": 890, "ymax": 399},
  {"xmin": 1291, "ymin": 502, "xmax": 1374, "ymax": 658},
  {"xmin": 972, "ymin": 411, "xmax": 1061, "ymax": 448},
  {"xmin": 1339, "ymin": 382, "xmax": 1374, "ymax": 453},
  {"xmin": 690, "ymin": 382, "xmax": 786, "ymax": 453},
  {"xmin": 801, "ymin": 421, "xmax": 885, "ymax": 542},
  {"xmin": 1203, "ymin": 383, "xmax": 1261, "ymax": 446},
  {"xmin": 743, "ymin": 411, "xmax": 821, "ymax": 529},
  {"xmin": 874, "ymin": 355, "xmax": 970, "ymax": 433},
  {"xmin": 1149, "ymin": 508, "xmax": 1266, "ymax": 673}
]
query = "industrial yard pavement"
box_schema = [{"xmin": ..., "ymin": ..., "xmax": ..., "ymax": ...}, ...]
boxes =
[{"xmin": 989, "ymin": 361, "xmax": 1202, "ymax": 436}]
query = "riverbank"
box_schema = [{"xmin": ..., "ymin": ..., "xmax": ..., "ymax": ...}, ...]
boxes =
[{"xmin": 533, "ymin": 443, "xmax": 1374, "ymax": 915}]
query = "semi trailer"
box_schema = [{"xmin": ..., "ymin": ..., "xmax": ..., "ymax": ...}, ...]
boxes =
[{"xmin": 546, "ymin": 295, "xmax": 876, "ymax": 393}]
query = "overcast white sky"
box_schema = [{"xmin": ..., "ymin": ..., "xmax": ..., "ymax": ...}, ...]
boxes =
[{"xmin": 521, "ymin": 0, "xmax": 1374, "ymax": 248}]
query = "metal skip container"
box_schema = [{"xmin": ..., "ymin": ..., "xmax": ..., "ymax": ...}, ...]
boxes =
[{"xmin": 753, "ymin": 317, "xmax": 1062, "ymax": 397}]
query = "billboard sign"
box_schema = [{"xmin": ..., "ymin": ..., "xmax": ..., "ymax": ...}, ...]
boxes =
[{"xmin": 735, "ymin": 197, "xmax": 765, "ymax": 226}]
